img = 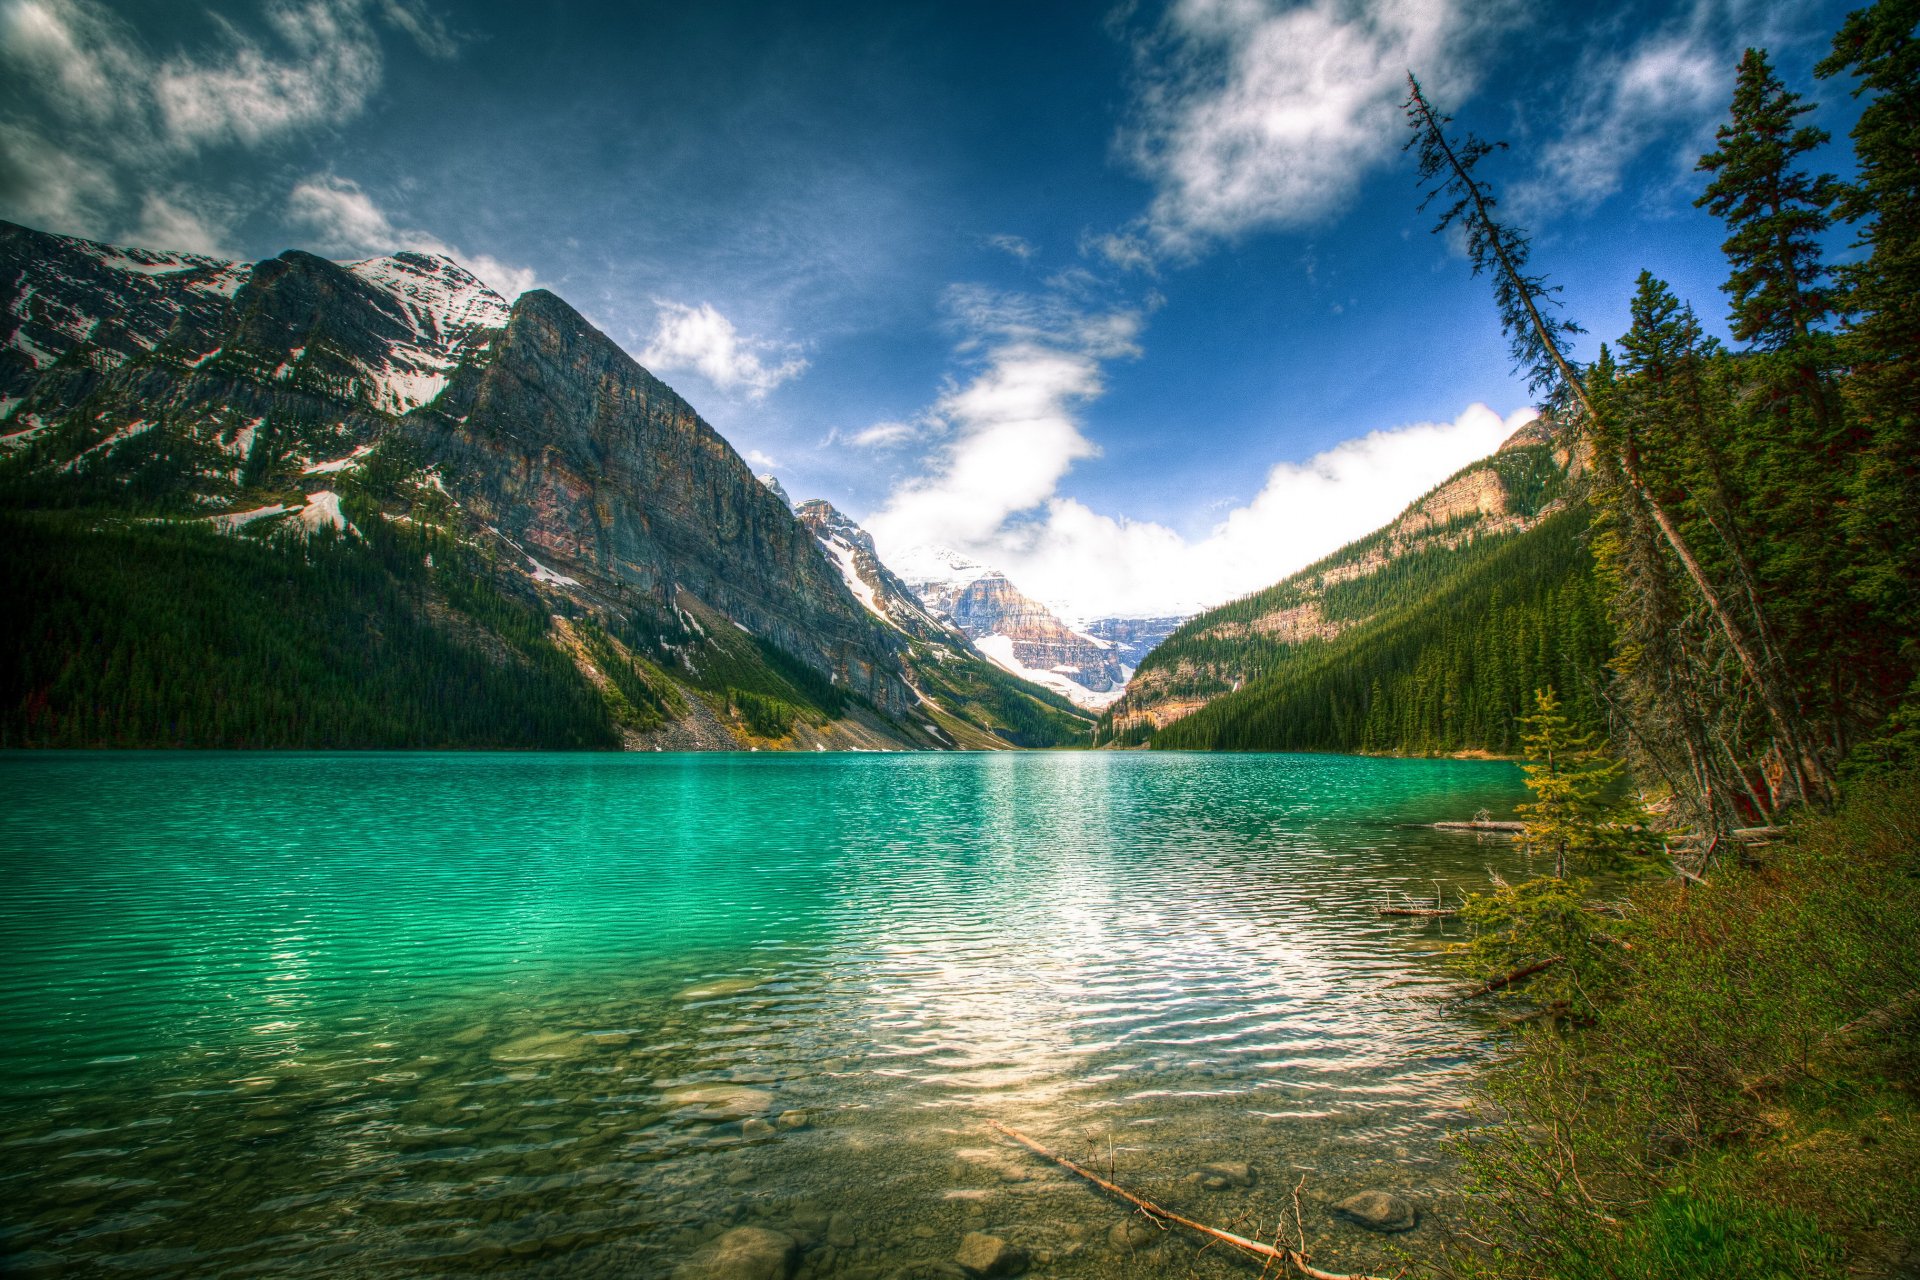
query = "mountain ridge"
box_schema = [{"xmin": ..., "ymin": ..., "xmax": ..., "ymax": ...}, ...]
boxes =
[{"xmin": 1, "ymin": 219, "xmax": 1090, "ymax": 750}]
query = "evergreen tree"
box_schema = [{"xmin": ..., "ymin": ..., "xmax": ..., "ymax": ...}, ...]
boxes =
[
  {"xmin": 1696, "ymin": 48, "xmax": 1839, "ymax": 351},
  {"xmin": 1515, "ymin": 687, "xmax": 1635, "ymax": 879},
  {"xmin": 1817, "ymin": 0, "xmax": 1920, "ymax": 723},
  {"xmin": 1404, "ymin": 75, "xmax": 1834, "ymax": 803}
]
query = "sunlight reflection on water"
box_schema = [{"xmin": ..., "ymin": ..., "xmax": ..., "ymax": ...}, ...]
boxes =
[{"xmin": 0, "ymin": 750, "xmax": 1533, "ymax": 1276}]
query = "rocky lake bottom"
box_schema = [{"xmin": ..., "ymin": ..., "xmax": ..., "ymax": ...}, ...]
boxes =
[{"xmin": 0, "ymin": 751, "xmax": 1539, "ymax": 1277}]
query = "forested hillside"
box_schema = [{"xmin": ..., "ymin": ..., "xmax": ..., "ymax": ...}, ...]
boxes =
[
  {"xmin": 1098, "ymin": 436, "xmax": 1599, "ymax": 753},
  {"xmin": 1146, "ymin": 506, "xmax": 1608, "ymax": 753}
]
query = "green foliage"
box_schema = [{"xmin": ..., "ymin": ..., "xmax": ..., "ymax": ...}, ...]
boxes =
[
  {"xmin": 575, "ymin": 619, "xmax": 682, "ymax": 732},
  {"xmin": 0, "ymin": 509, "xmax": 616, "ymax": 749},
  {"xmin": 727, "ymin": 687, "xmax": 798, "ymax": 738},
  {"xmin": 1449, "ymin": 772, "xmax": 1920, "ymax": 1280},
  {"xmin": 907, "ymin": 649, "xmax": 1092, "ymax": 748},
  {"xmin": 1817, "ymin": 1, "xmax": 1920, "ymax": 656},
  {"xmin": 1516, "ymin": 687, "xmax": 1644, "ymax": 878},
  {"xmin": 1455, "ymin": 876, "xmax": 1623, "ymax": 1021},
  {"xmin": 1136, "ymin": 506, "xmax": 1610, "ymax": 754},
  {"xmin": 1696, "ymin": 48, "xmax": 1839, "ymax": 349}
]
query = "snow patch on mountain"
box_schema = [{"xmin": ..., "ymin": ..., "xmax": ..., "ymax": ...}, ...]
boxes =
[
  {"xmin": 973, "ymin": 635, "xmax": 1129, "ymax": 709},
  {"xmin": 343, "ymin": 253, "xmax": 512, "ymax": 413}
]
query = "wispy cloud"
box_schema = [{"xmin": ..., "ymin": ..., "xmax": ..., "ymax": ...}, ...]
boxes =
[
  {"xmin": 0, "ymin": 0, "xmax": 461, "ymax": 251},
  {"xmin": 638, "ymin": 300, "xmax": 808, "ymax": 400},
  {"xmin": 1115, "ymin": 0, "xmax": 1505, "ymax": 260},
  {"xmin": 832, "ymin": 420, "xmax": 918, "ymax": 450},
  {"xmin": 987, "ymin": 232, "xmax": 1037, "ymax": 261},
  {"xmin": 1512, "ymin": 0, "xmax": 1830, "ymax": 217},
  {"xmin": 286, "ymin": 174, "xmax": 538, "ymax": 297},
  {"xmin": 864, "ymin": 280, "xmax": 1143, "ymax": 563}
]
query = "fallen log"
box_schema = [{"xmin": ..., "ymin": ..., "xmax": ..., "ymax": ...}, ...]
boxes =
[
  {"xmin": 1376, "ymin": 904, "xmax": 1461, "ymax": 917},
  {"xmin": 987, "ymin": 1120, "xmax": 1395, "ymax": 1280},
  {"xmin": 1458, "ymin": 956, "xmax": 1562, "ymax": 1000},
  {"xmin": 1427, "ymin": 820, "xmax": 1526, "ymax": 832}
]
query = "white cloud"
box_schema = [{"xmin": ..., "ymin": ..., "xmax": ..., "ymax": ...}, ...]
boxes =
[
  {"xmin": 1512, "ymin": 0, "xmax": 1830, "ymax": 217},
  {"xmin": 1119, "ymin": 0, "xmax": 1498, "ymax": 258},
  {"xmin": 132, "ymin": 190, "xmax": 234, "ymax": 256},
  {"xmin": 843, "ymin": 420, "xmax": 917, "ymax": 449},
  {"xmin": 0, "ymin": 0, "xmax": 460, "ymax": 248},
  {"xmin": 151, "ymin": 1, "xmax": 386, "ymax": 150},
  {"xmin": 286, "ymin": 173, "xmax": 539, "ymax": 298},
  {"xmin": 638, "ymin": 300, "xmax": 808, "ymax": 399},
  {"xmin": 871, "ymin": 399, "xmax": 1534, "ymax": 620},
  {"xmin": 987, "ymin": 233, "xmax": 1037, "ymax": 260},
  {"xmin": 744, "ymin": 447, "xmax": 780, "ymax": 468}
]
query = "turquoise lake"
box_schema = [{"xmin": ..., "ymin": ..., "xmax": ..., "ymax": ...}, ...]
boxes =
[{"xmin": 0, "ymin": 750, "xmax": 1535, "ymax": 1277}]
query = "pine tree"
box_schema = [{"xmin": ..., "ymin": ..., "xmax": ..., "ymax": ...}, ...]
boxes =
[
  {"xmin": 1696, "ymin": 48, "xmax": 1840, "ymax": 351},
  {"xmin": 1817, "ymin": 0, "xmax": 1920, "ymax": 713},
  {"xmin": 1403, "ymin": 75, "xmax": 1834, "ymax": 803},
  {"xmin": 1516, "ymin": 687, "xmax": 1634, "ymax": 879}
]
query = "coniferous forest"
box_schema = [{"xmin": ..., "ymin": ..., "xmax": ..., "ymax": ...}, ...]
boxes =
[{"xmin": 1384, "ymin": 8, "xmax": 1920, "ymax": 1278}]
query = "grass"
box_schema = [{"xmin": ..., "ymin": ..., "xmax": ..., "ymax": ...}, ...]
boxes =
[{"xmin": 1446, "ymin": 770, "xmax": 1920, "ymax": 1280}]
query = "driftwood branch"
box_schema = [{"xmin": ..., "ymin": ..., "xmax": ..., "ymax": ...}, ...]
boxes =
[
  {"xmin": 1458, "ymin": 956, "xmax": 1563, "ymax": 1000},
  {"xmin": 987, "ymin": 1121, "xmax": 1396, "ymax": 1280}
]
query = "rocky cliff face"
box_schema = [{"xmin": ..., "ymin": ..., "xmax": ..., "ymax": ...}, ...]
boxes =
[
  {"xmin": 891, "ymin": 546, "xmax": 1129, "ymax": 708},
  {"xmin": 4, "ymin": 219, "xmax": 928, "ymax": 739},
  {"xmin": 1081, "ymin": 615, "xmax": 1185, "ymax": 668},
  {"xmin": 1103, "ymin": 429, "xmax": 1570, "ymax": 738},
  {"xmin": 794, "ymin": 499, "xmax": 964, "ymax": 646},
  {"xmin": 415, "ymin": 288, "xmax": 911, "ymax": 711}
]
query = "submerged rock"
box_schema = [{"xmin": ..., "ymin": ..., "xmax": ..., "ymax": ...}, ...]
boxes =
[
  {"xmin": 673, "ymin": 1226, "xmax": 796, "ymax": 1280},
  {"xmin": 954, "ymin": 1232, "xmax": 1027, "ymax": 1277},
  {"xmin": 677, "ymin": 977, "xmax": 763, "ymax": 1001},
  {"xmin": 663, "ymin": 1084, "xmax": 774, "ymax": 1121},
  {"xmin": 1333, "ymin": 1189, "xmax": 1418, "ymax": 1233},
  {"xmin": 490, "ymin": 1031, "xmax": 585, "ymax": 1062},
  {"xmin": 1109, "ymin": 1217, "xmax": 1160, "ymax": 1250},
  {"xmin": 1191, "ymin": 1160, "xmax": 1254, "ymax": 1190}
]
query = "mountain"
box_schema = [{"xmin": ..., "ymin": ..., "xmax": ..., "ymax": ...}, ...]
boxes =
[
  {"xmin": 888, "ymin": 546, "xmax": 1131, "ymax": 709},
  {"xmin": 793, "ymin": 499, "xmax": 1095, "ymax": 747},
  {"xmin": 1082, "ymin": 615, "xmax": 1186, "ymax": 668},
  {"xmin": 1, "ymin": 220, "xmax": 1088, "ymax": 750},
  {"xmin": 1098, "ymin": 424, "xmax": 1612, "ymax": 754}
]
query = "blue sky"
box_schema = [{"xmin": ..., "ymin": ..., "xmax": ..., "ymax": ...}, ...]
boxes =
[{"xmin": 0, "ymin": 0, "xmax": 1865, "ymax": 617}]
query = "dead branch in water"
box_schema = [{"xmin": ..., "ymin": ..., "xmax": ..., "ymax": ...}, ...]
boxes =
[
  {"xmin": 1458, "ymin": 956, "xmax": 1563, "ymax": 1000},
  {"xmin": 987, "ymin": 1120, "xmax": 1398, "ymax": 1280}
]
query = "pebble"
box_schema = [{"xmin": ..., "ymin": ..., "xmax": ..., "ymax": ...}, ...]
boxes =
[
  {"xmin": 954, "ymin": 1232, "xmax": 1026, "ymax": 1277},
  {"xmin": 1191, "ymin": 1160, "xmax": 1255, "ymax": 1190},
  {"xmin": 776, "ymin": 1110, "xmax": 811, "ymax": 1131},
  {"xmin": 742, "ymin": 1118, "xmax": 776, "ymax": 1140},
  {"xmin": 490, "ymin": 1032, "xmax": 586, "ymax": 1063},
  {"xmin": 1109, "ymin": 1218, "xmax": 1161, "ymax": 1250},
  {"xmin": 663, "ymin": 1085, "xmax": 774, "ymax": 1122},
  {"xmin": 673, "ymin": 1225, "xmax": 798, "ymax": 1279},
  {"xmin": 1332, "ymin": 1189, "xmax": 1418, "ymax": 1233}
]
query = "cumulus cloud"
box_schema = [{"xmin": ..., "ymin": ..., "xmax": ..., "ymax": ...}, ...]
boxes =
[
  {"xmin": 1118, "ymin": 0, "xmax": 1500, "ymax": 258},
  {"xmin": 0, "ymin": 0, "xmax": 459, "ymax": 248},
  {"xmin": 638, "ymin": 300, "xmax": 808, "ymax": 399},
  {"xmin": 871, "ymin": 398, "xmax": 1534, "ymax": 621},
  {"xmin": 286, "ymin": 174, "xmax": 539, "ymax": 297}
]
